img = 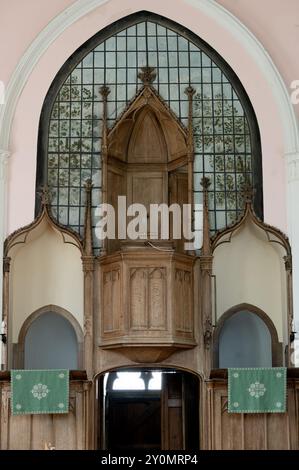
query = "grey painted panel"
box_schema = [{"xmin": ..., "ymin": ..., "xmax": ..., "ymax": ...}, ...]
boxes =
[
  {"xmin": 219, "ymin": 310, "xmax": 272, "ymax": 368},
  {"xmin": 24, "ymin": 312, "xmax": 78, "ymax": 369}
]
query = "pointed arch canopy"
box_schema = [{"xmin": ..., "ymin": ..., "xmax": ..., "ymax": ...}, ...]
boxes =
[{"xmin": 107, "ymin": 83, "xmax": 188, "ymax": 163}]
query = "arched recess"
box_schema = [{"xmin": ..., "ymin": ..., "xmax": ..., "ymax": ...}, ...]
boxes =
[
  {"xmin": 213, "ymin": 303, "xmax": 283, "ymax": 368},
  {"xmin": 14, "ymin": 304, "xmax": 84, "ymax": 369}
]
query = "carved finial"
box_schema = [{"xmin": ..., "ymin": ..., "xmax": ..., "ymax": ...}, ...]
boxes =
[
  {"xmin": 237, "ymin": 159, "xmax": 254, "ymax": 205},
  {"xmin": 201, "ymin": 177, "xmax": 211, "ymax": 256},
  {"xmin": 185, "ymin": 85, "xmax": 196, "ymax": 99},
  {"xmin": 240, "ymin": 178, "xmax": 254, "ymax": 204},
  {"xmin": 201, "ymin": 176, "xmax": 211, "ymax": 192},
  {"xmin": 38, "ymin": 185, "xmax": 52, "ymax": 207},
  {"xmin": 85, "ymin": 178, "xmax": 93, "ymax": 194},
  {"xmin": 203, "ymin": 318, "xmax": 213, "ymax": 349},
  {"xmin": 83, "ymin": 179, "xmax": 93, "ymax": 257},
  {"xmin": 3, "ymin": 257, "xmax": 11, "ymax": 273},
  {"xmin": 138, "ymin": 67, "xmax": 157, "ymax": 86},
  {"xmin": 284, "ymin": 254, "xmax": 292, "ymax": 272},
  {"xmin": 185, "ymin": 86, "xmax": 196, "ymax": 162},
  {"xmin": 99, "ymin": 85, "xmax": 110, "ymax": 100}
]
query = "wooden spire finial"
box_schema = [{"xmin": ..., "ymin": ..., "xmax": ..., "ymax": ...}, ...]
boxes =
[
  {"xmin": 238, "ymin": 159, "xmax": 254, "ymax": 205},
  {"xmin": 184, "ymin": 86, "xmax": 196, "ymax": 231},
  {"xmin": 185, "ymin": 85, "xmax": 196, "ymax": 160},
  {"xmin": 83, "ymin": 179, "xmax": 93, "ymax": 256},
  {"xmin": 201, "ymin": 176, "xmax": 211, "ymax": 256},
  {"xmin": 99, "ymin": 85, "xmax": 110, "ymax": 145},
  {"xmin": 99, "ymin": 85, "xmax": 110, "ymax": 100},
  {"xmin": 138, "ymin": 66, "xmax": 157, "ymax": 86},
  {"xmin": 241, "ymin": 180, "xmax": 255, "ymax": 205},
  {"xmin": 38, "ymin": 185, "xmax": 52, "ymax": 208}
]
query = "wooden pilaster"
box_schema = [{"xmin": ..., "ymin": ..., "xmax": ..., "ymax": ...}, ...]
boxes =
[
  {"xmin": 82, "ymin": 180, "xmax": 95, "ymax": 379},
  {"xmin": 99, "ymin": 85, "xmax": 110, "ymax": 256},
  {"xmin": 200, "ymin": 177, "xmax": 213, "ymax": 377}
]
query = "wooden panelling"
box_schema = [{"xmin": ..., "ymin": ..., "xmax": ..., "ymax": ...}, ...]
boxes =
[
  {"xmin": 174, "ymin": 268, "xmax": 193, "ymax": 333},
  {"xmin": 99, "ymin": 251, "xmax": 195, "ymax": 362},
  {"xmin": 130, "ymin": 267, "xmax": 167, "ymax": 330},
  {"xmin": 243, "ymin": 414, "xmax": 266, "ymax": 450},
  {"xmin": 206, "ymin": 380, "xmax": 299, "ymax": 450},
  {"xmin": 103, "ymin": 268, "xmax": 121, "ymax": 333},
  {"xmin": 0, "ymin": 381, "xmax": 91, "ymax": 450},
  {"xmin": 130, "ymin": 268, "xmax": 148, "ymax": 329},
  {"xmin": 148, "ymin": 268, "xmax": 166, "ymax": 329}
]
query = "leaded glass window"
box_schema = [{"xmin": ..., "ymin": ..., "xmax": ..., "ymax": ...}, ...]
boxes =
[{"xmin": 38, "ymin": 12, "xmax": 262, "ymax": 253}]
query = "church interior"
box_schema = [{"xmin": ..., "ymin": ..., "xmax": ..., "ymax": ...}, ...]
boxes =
[{"xmin": 1, "ymin": 4, "xmax": 299, "ymax": 451}]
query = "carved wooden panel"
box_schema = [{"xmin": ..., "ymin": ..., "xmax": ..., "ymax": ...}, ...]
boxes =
[
  {"xmin": 99, "ymin": 252, "xmax": 195, "ymax": 361},
  {"xmin": 174, "ymin": 268, "xmax": 192, "ymax": 333},
  {"xmin": 149, "ymin": 268, "xmax": 167, "ymax": 329},
  {"xmin": 103, "ymin": 268, "xmax": 121, "ymax": 333},
  {"xmin": 129, "ymin": 267, "xmax": 167, "ymax": 331},
  {"xmin": 130, "ymin": 268, "xmax": 148, "ymax": 329},
  {"xmin": 208, "ymin": 382, "xmax": 299, "ymax": 450}
]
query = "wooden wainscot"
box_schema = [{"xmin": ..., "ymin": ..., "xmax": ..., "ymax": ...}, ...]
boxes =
[
  {"xmin": 99, "ymin": 247, "xmax": 196, "ymax": 362},
  {"xmin": 204, "ymin": 369, "xmax": 299, "ymax": 450},
  {"xmin": 0, "ymin": 371, "xmax": 92, "ymax": 450}
]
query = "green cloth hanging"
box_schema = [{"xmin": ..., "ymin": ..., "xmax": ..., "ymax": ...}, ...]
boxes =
[
  {"xmin": 228, "ymin": 367, "xmax": 287, "ymax": 413},
  {"xmin": 11, "ymin": 370, "xmax": 69, "ymax": 415}
]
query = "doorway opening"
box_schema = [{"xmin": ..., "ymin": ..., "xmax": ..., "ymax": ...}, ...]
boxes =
[{"xmin": 97, "ymin": 368, "xmax": 200, "ymax": 450}]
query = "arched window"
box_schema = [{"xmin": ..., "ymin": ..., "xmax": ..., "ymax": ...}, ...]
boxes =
[
  {"xmin": 37, "ymin": 12, "xmax": 262, "ymax": 254},
  {"xmin": 23, "ymin": 311, "xmax": 80, "ymax": 369}
]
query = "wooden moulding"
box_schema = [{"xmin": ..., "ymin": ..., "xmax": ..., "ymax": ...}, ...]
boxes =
[{"xmin": 0, "ymin": 370, "xmax": 88, "ymax": 381}]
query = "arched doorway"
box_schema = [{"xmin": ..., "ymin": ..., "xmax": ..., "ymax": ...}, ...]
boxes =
[{"xmin": 97, "ymin": 368, "xmax": 200, "ymax": 450}]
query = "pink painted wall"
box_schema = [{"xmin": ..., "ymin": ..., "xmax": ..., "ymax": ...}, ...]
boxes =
[
  {"xmin": 218, "ymin": 0, "xmax": 299, "ymax": 101},
  {"xmin": 0, "ymin": 0, "xmax": 75, "ymax": 86},
  {"xmin": 1, "ymin": 0, "xmax": 298, "ymax": 235}
]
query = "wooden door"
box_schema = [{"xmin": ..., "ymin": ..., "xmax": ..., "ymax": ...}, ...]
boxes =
[
  {"xmin": 161, "ymin": 372, "xmax": 199, "ymax": 450},
  {"xmin": 161, "ymin": 372, "xmax": 184, "ymax": 450},
  {"xmin": 106, "ymin": 391, "xmax": 161, "ymax": 450}
]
